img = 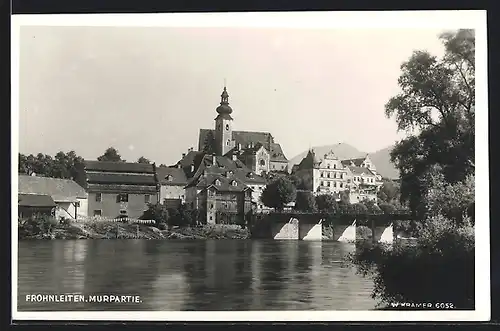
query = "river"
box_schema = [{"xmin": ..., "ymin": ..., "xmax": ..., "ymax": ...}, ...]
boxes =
[{"xmin": 17, "ymin": 240, "xmax": 377, "ymax": 311}]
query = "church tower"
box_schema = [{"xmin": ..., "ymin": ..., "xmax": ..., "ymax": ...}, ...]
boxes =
[{"xmin": 214, "ymin": 86, "xmax": 235, "ymax": 156}]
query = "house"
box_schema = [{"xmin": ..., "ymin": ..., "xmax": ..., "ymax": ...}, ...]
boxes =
[
  {"xmin": 18, "ymin": 193, "xmax": 56, "ymax": 218},
  {"xmin": 292, "ymin": 149, "xmax": 382, "ymax": 203},
  {"xmin": 156, "ymin": 165, "xmax": 188, "ymax": 208},
  {"xmin": 184, "ymin": 154, "xmax": 267, "ymax": 224},
  {"xmin": 18, "ymin": 174, "xmax": 88, "ymax": 220},
  {"xmin": 76, "ymin": 160, "xmax": 159, "ymax": 219}
]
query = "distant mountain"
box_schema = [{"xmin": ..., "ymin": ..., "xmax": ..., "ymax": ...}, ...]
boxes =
[
  {"xmin": 369, "ymin": 146, "xmax": 399, "ymax": 180},
  {"xmin": 287, "ymin": 142, "xmax": 399, "ymax": 179}
]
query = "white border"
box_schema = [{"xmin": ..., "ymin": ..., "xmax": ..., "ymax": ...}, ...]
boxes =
[{"xmin": 11, "ymin": 10, "xmax": 489, "ymax": 322}]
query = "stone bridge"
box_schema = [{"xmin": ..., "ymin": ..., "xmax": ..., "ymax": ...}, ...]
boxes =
[{"xmin": 253, "ymin": 213, "xmax": 409, "ymax": 243}]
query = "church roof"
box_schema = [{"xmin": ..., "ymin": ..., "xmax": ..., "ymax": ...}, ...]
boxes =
[{"xmin": 198, "ymin": 129, "xmax": 287, "ymax": 162}]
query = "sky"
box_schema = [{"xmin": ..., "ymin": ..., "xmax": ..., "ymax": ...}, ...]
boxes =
[{"xmin": 18, "ymin": 24, "xmax": 447, "ymax": 165}]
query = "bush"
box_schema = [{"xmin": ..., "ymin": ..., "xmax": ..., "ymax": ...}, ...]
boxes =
[
  {"xmin": 378, "ymin": 202, "xmax": 397, "ymax": 215},
  {"xmin": 315, "ymin": 194, "xmax": 338, "ymax": 212},
  {"xmin": 295, "ymin": 191, "xmax": 317, "ymax": 212},
  {"xmin": 348, "ymin": 215, "xmax": 474, "ymax": 309},
  {"xmin": 19, "ymin": 214, "xmax": 59, "ymax": 238}
]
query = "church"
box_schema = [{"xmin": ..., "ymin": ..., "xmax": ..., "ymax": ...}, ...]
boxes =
[{"xmin": 170, "ymin": 86, "xmax": 288, "ymax": 224}]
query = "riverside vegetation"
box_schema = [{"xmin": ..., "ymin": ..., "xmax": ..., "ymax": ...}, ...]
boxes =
[{"xmin": 346, "ymin": 29, "xmax": 476, "ymax": 310}]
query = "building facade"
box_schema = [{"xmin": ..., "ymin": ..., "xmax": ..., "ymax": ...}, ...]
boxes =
[
  {"xmin": 157, "ymin": 165, "xmax": 188, "ymax": 208},
  {"xmin": 292, "ymin": 150, "xmax": 382, "ymax": 203},
  {"xmin": 18, "ymin": 174, "xmax": 88, "ymax": 220},
  {"xmin": 76, "ymin": 161, "xmax": 159, "ymax": 219},
  {"xmin": 184, "ymin": 154, "xmax": 267, "ymax": 224}
]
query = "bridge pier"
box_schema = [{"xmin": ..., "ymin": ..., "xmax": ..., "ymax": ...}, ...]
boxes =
[
  {"xmin": 334, "ymin": 220, "xmax": 357, "ymax": 242},
  {"xmin": 299, "ymin": 219, "xmax": 323, "ymax": 241},
  {"xmin": 271, "ymin": 218, "xmax": 299, "ymax": 240},
  {"xmin": 372, "ymin": 223, "xmax": 394, "ymax": 244}
]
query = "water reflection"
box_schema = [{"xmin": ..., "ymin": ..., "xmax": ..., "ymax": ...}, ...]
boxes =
[{"xmin": 18, "ymin": 240, "xmax": 376, "ymax": 311}]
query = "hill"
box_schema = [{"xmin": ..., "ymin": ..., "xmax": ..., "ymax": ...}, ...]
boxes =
[{"xmin": 287, "ymin": 143, "xmax": 399, "ymax": 179}]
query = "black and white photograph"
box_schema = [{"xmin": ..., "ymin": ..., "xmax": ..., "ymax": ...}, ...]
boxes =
[{"xmin": 11, "ymin": 10, "xmax": 489, "ymax": 321}]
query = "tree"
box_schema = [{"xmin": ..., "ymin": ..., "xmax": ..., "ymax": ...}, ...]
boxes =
[
  {"xmin": 137, "ymin": 156, "xmax": 151, "ymax": 164},
  {"xmin": 339, "ymin": 190, "xmax": 350, "ymax": 204},
  {"xmin": 97, "ymin": 147, "xmax": 122, "ymax": 162},
  {"xmin": 19, "ymin": 151, "xmax": 84, "ymax": 179},
  {"xmin": 295, "ymin": 191, "xmax": 317, "ymax": 212},
  {"xmin": 378, "ymin": 202, "xmax": 397, "ymax": 215},
  {"xmin": 261, "ymin": 177, "xmax": 297, "ymax": 210},
  {"xmin": 348, "ymin": 203, "xmax": 368, "ymax": 215},
  {"xmin": 377, "ymin": 180, "xmax": 400, "ymax": 205},
  {"xmin": 385, "ymin": 29, "xmax": 475, "ymax": 216},
  {"xmin": 142, "ymin": 203, "xmax": 169, "ymax": 224},
  {"xmin": 159, "ymin": 164, "xmax": 167, "ymax": 168},
  {"xmin": 315, "ymin": 194, "xmax": 338, "ymax": 213},
  {"xmin": 361, "ymin": 199, "xmax": 383, "ymax": 215}
]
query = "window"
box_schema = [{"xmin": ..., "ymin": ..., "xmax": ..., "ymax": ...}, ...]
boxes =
[
  {"xmin": 116, "ymin": 194, "xmax": 128, "ymax": 203},
  {"xmin": 210, "ymin": 203, "xmax": 214, "ymax": 209},
  {"xmin": 226, "ymin": 124, "xmax": 230, "ymax": 130},
  {"xmin": 260, "ymin": 159, "xmax": 266, "ymax": 166},
  {"xmin": 95, "ymin": 193, "xmax": 102, "ymax": 202},
  {"xmin": 166, "ymin": 175, "xmax": 173, "ymax": 181},
  {"xmin": 327, "ymin": 173, "xmax": 330, "ymax": 178},
  {"xmin": 215, "ymin": 179, "xmax": 221, "ymax": 186},
  {"xmin": 227, "ymin": 139, "xmax": 231, "ymax": 146},
  {"xmin": 210, "ymin": 216, "xmax": 213, "ymax": 221},
  {"xmin": 120, "ymin": 210, "xmax": 127, "ymax": 215},
  {"xmin": 93, "ymin": 210, "xmax": 102, "ymax": 216},
  {"xmin": 232, "ymin": 180, "xmax": 238, "ymax": 186},
  {"xmin": 75, "ymin": 201, "xmax": 81, "ymax": 207},
  {"xmin": 145, "ymin": 195, "xmax": 150, "ymax": 203},
  {"xmin": 333, "ymin": 164, "xmax": 337, "ymax": 169},
  {"xmin": 320, "ymin": 172, "xmax": 323, "ymax": 177}
]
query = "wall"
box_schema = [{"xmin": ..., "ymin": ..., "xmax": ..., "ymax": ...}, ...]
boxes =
[
  {"xmin": 87, "ymin": 192, "xmax": 157, "ymax": 219},
  {"xmin": 160, "ymin": 184, "xmax": 185, "ymax": 203},
  {"xmin": 349, "ymin": 192, "xmax": 377, "ymax": 204},
  {"xmin": 255, "ymin": 148, "xmax": 270, "ymax": 174},
  {"xmin": 55, "ymin": 202, "xmax": 76, "ymax": 220},
  {"xmin": 77, "ymin": 198, "xmax": 88, "ymax": 219}
]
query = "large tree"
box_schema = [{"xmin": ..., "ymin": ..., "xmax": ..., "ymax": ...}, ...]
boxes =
[
  {"xmin": 137, "ymin": 156, "xmax": 151, "ymax": 164},
  {"xmin": 18, "ymin": 150, "xmax": 84, "ymax": 179},
  {"xmin": 385, "ymin": 29, "xmax": 475, "ymax": 217},
  {"xmin": 261, "ymin": 177, "xmax": 297, "ymax": 210},
  {"xmin": 295, "ymin": 191, "xmax": 317, "ymax": 212},
  {"xmin": 97, "ymin": 147, "xmax": 123, "ymax": 162}
]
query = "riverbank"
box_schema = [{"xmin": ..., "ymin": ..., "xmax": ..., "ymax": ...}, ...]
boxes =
[{"xmin": 18, "ymin": 219, "xmax": 250, "ymax": 240}]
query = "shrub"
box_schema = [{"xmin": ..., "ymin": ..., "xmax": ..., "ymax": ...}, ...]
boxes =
[
  {"xmin": 18, "ymin": 214, "xmax": 59, "ymax": 238},
  {"xmin": 378, "ymin": 202, "xmax": 397, "ymax": 215},
  {"xmin": 348, "ymin": 215, "xmax": 474, "ymax": 309},
  {"xmin": 315, "ymin": 194, "xmax": 338, "ymax": 213},
  {"xmin": 295, "ymin": 191, "xmax": 317, "ymax": 212}
]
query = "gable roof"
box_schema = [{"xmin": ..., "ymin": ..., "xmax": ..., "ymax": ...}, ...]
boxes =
[
  {"xmin": 185, "ymin": 154, "xmax": 267, "ymax": 190},
  {"xmin": 269, "ymin": 143, "xmax": 288, "ymax": 162},
  {"xmin": 156, "ymin": 167, "xmax": 188, "ymax": 186},
  {"xmin": 341, "ymin": 157, "xmax": 368, "ymax": 167},
  {"xmin": 348, "ymin": 166, "xmax": 376, "ymax": 176},
  {"xmin": 18, "ymin": 175, "xmax": 87, "ymax": 202},
  {"xmin": 18, "ymin": 193, "xmax": 56, "ymax": 208},
  {"xmin": 84, "ymin": 160, "xmax": 155, "ymax": 174}
]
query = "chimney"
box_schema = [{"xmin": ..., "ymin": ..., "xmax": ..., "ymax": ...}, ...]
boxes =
[
  {"xmin": 212, "ymin": 154, "xmax": 217, "ymax": 165},
  {"xmin": 177, "ymin": 163, "xmax": 181, "ymax": 169},
  {"xmin": 232, "ymin": 154, "xmax": 237, "ymax": 161},
  {"xmin": 238, "ymin": 143, "xmax": 242, "ymax": 150},
  {"xmin": 182, "ymin": 153, "xmax": 186, "ymax": 158}
]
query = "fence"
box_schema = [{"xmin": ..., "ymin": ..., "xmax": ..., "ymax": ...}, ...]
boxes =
[{"xmin": 76, "ymin": 216, "xmax": 156, "ymax": 225}]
